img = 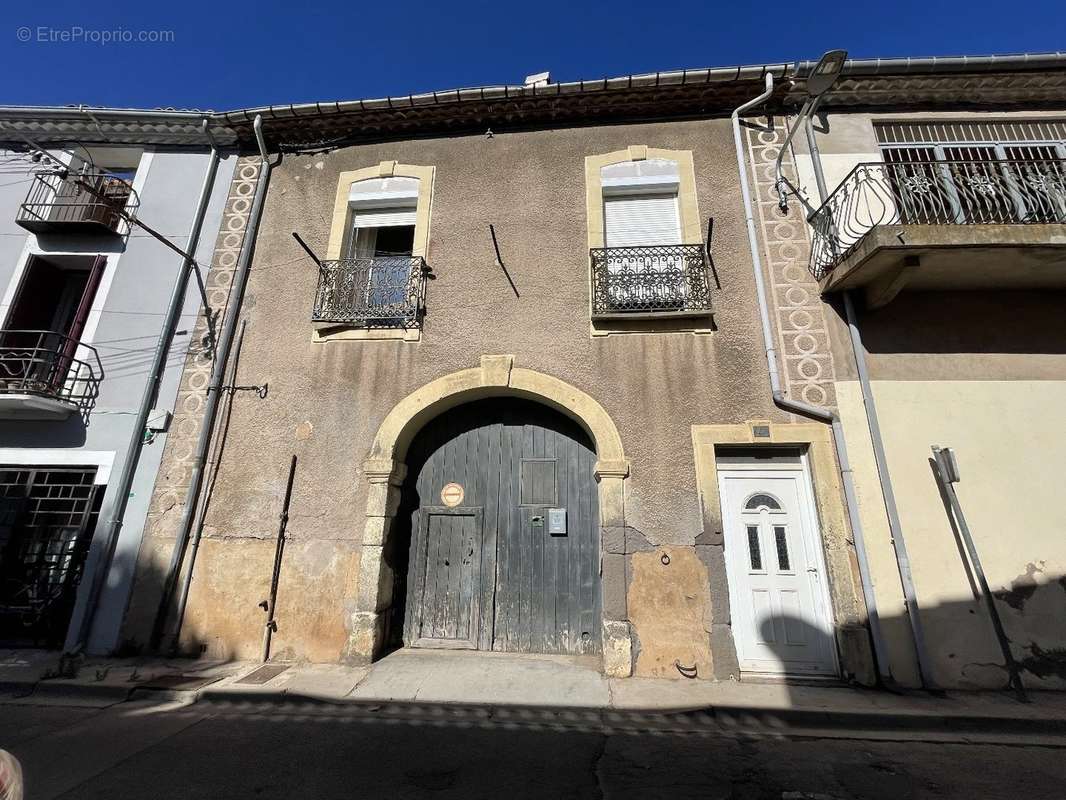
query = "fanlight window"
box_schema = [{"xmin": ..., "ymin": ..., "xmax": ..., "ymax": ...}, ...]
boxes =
[{"xmin": 744, "ymin": 493, "xmax": 782, "ymax": 511}]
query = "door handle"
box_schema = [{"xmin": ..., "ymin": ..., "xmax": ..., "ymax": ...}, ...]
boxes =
[{"xmin": 806, "ymin": 567, "xmax": 818, "ymax": 574}]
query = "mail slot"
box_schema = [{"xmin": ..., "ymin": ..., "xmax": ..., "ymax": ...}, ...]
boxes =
[{"xmin": 547, "ymin": 508, "xmax": 567, "ymax": 536}]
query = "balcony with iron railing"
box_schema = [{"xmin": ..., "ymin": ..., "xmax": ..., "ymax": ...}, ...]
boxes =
[
  {"xmin": 0, "ymin": 331, "xmax": 103, "ymax": 420},
  {"xmin": 312, "ymin": 256, "xmax": 430, "ymax": 330},
  {"xmin": 809, "ymin": 158, "xmax": 1066, "ymax": 302},
  {"xmin": 17, "ymin": 170, "xmax": 138, "ymax": 237},
  {"xmin": 589, "ymin": 244, "xmax": 713, "ymax": 321}
]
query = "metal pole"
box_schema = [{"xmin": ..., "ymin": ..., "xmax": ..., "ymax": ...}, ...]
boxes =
[
  {"xmin": 489, "ymin": 224, "xmax": 520, "ymax": 298},
  {"xmin": 803, "ymin": 106, "xmax": 830, "ymax": 204},
  {"xmin": 291, "ymin": 231, "xmax": 322, "ymax": 267},
  {"xmin": 67, "ymin": 129, "xmax": 221, "ymax": 653},
  {"xmin": 152, "ymin": 115, "xmax": 273, "ymax": 649},
  {"xmin": 262, "ymin": 455, "xmax": 297, "ymax": 662},
  {"xmin": 844, "ymin": 291, "xmax": 938, "ymax": 689},
  {"xmin": 931, "ymin": 447, "xmax": 1029, "ymax": 702}
]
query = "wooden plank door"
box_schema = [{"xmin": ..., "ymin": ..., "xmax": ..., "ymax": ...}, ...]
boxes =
[
  {"xmin": 398, "ymin": 398, "xmax": 600, "ymax": 656},
  {"xmin": 408, "ymin": 507, "xmax": 483, "ymax": 649},
  {"xmin": 492, "ymin": 417, "xmax": 600, "ymax": 655}
]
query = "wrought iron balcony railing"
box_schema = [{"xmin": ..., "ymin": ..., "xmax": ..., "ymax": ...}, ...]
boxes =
[
  {"xmin": 312, "ymin": 256, "xmax": 429, "ymax": 328},
  {"xmin": 0, "ymin": 330, "xmax": 103, "ymax": 415},
  {"xmin": 809, "ymin": 158, "xmax": 1066, "ymax": 279},
  {"xmin": 17, "ymin": 170, "xmax": 138, "ymax": 237},
  {"xmin": 589, "ymin": 244, "xmax": 712, "ymax": 317}
]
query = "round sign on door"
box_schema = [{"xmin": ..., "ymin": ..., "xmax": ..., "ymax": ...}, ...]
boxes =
[{"xmin": 441, "ymin": 482, "xmax": 464, "ymax": 507}]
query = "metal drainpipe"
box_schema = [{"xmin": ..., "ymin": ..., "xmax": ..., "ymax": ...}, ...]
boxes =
[
  {"xmin": 67, "ymin": 120, "xmax": 222, "ymax": 654},
  {"xmin": 731, "ymin": 73, "xmax": 893, "ymax": 684},
  {"xmin": 803, "ymin": 114, "xmax": 937, "ymax": 689},
  {"xmin": 152, "ymin": 115, "xmax": 273, "ymax": 650}
]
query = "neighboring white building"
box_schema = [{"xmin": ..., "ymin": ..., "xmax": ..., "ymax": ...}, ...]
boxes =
[{"xmin": 0, "ymin": 110, "xmax": 238, "ymax": 653}]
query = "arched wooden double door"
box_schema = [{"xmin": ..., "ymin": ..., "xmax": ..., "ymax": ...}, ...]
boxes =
[{"xmin": 393, "ymin": 398, "xmax": 601, "ymax": 655}]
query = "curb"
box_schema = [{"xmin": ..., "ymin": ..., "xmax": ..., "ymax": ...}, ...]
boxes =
[
  {"xmin": 1, "ymin": 680, "xmax": 134, "ymax": 707},
  {"xmin": 185, "ymin": 688, "xmax": 1066, "ymax": 742},
  {"xmin": 8, "ymin": 681, "xmax": 1066, "ymax": 744}
]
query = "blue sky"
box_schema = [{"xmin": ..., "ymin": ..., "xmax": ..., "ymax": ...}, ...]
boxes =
[{"xmin": 3, "ymin": 0, "xmax": 1064, "ymax": 110}]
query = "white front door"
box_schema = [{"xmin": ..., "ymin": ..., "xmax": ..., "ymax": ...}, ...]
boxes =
[{"xmin": 718, "ymin": 465, "xmax": 837, "ymax": 676}]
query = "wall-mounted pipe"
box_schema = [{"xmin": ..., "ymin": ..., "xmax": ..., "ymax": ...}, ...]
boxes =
[
  {"xmin": 262, "ymin": 455, "xmax": 297, "ymax": 662},
  {"xmin": 730, "ymin": 73, "xmax": 893, "ymax": 684},
  {"xmin": 67, "ymin": 119, "xmax": 222, "ymax": 654},
  {"xmin": 803, "ymin": 115, "xmax": 936, "ymax": 688},
  {"xmin": 151, "ymin": 115, "xmax": 274, "ymax": 650}
]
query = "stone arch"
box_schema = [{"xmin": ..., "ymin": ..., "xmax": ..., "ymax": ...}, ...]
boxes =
[{"xmin": 349, "ymin": 355, "xmax": 634, "ymax": 676}]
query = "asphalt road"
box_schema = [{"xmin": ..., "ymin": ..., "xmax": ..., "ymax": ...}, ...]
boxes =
[{"xmin": 2, "ymin": 697, "xmax": 1063, "ymax": 799}]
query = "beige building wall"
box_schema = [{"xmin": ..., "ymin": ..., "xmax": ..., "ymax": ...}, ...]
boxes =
[
  {"xmin": 829, "ymin": 291, "xmax": 1066, "ymax": 689},
  {"xmin": 838, "ymin": 378, "xmax": 1066, "ymax": 689}
]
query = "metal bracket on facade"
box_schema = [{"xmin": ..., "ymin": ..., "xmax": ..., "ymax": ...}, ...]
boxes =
[
  {"xmin": 291, "ymin": 231, "xmax": 322, "ymax": 268},
  {"xmin": 705, "ymin": 217, "xmax": 722, "ymax": 290},
  {"xmin": 489, "ymin": 224, "xmax": 519, "ymax": 298},
  {"xmin": 218, "ymin": 382, "xmax": 269, "ymax": 399}
]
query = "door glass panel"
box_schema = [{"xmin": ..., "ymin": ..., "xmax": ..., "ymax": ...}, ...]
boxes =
[
  {"xmin": 774, "ymin": 525, "xmax": 790, "ymax": 571},
  {"xmin": 744, "ymin": 493, "xmax": 781, "ymax": 511},
  {"xmin": 747, "ymin": 525, "xmax": 762, "ymax": 571}
]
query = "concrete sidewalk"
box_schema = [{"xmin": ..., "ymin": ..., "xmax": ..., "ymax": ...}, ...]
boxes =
[{"xmin": 3, "ymin": 647, "xmax": 1064, "ymax": 744}]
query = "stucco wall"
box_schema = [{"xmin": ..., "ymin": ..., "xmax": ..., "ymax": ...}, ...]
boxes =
[
  {"xmin": 126, "ymin": 118, "xmax": 826, "ymax": 670},
  {"xmin": 830, "ymin": 289, "xmax": 1066, "ymax": 689},
  {"xmin": 786, "ymin": 106, "xmax": 1066, "ymax": 689},
  {"xmin": 0, "ymin": 148, "xmax": 237, "ymax": 653}
]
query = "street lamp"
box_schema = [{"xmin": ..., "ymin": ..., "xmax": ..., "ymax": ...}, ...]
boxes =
[{"xmin": 775, "ymin": 49, "xmax": 848, "ymax": 212}]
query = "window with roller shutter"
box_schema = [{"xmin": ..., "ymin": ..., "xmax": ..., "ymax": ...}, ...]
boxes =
[
  {"xmin": 603, "ymin": 192, "xmax": 682, "ymax": 248},
  {"xmin": 586, "ymin": 150, "xmax": 712, "ymax": 325},
  {"xmin": 315, "ymin": 176, "xmax": 425, "ymax": 328},
  {"xmin": 598, "ymin": 162, "xmax": 688, "ymax": 311}
]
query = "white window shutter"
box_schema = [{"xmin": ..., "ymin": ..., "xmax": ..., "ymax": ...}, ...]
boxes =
[
  {"xmin": 604, "ymin": 193, "xmax": 681, "ymax": 247},
  {"xmin": 352, "ymin": 207, "xmax": 417, "ymax": 228}
]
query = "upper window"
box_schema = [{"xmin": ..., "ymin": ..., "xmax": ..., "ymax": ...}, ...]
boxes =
[
  {"xmin": 16, "ymin": 146, "xmax": 141, "ymax": 239},
  {"xmin": 585, "ymin": 148, "xmax": 711, "ymax": 330},
  {"xmin": 315, "ymin": 165, "xmax": 434, "ymax": 341},
  {"xmin": 0, "ymin": 254, "xmax": 107, "ymax": 419},
  {"xmin": 343, "ymin": 176, "xmax": 418, "ymax": 258}
]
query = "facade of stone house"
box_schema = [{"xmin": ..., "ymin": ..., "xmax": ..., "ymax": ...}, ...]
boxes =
[{"xmin": 117, "ymin": 53, "xmax": 1066, "ymax": 690}]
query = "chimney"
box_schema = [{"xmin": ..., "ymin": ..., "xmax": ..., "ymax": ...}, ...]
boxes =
[{"xmin": 523, "ymin": 71, "xmax": 551, "ymax": 88}]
